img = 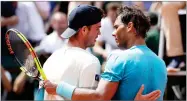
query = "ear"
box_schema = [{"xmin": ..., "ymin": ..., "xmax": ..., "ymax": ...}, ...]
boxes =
[
  {"xmin": 127, "ymin": 22, "xmax": 134, "ymax": 33},
  {"xmin": 80, "ymin": 26, "xmax": 89, "ymax": 36}
]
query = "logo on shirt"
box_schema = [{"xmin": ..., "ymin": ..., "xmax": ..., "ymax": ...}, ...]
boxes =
[{"xmin": 95, "ymin": 74, "xmax": 100, "ymax": 81}]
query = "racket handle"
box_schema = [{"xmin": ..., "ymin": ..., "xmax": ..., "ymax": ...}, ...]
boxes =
[
  {"xmin": 40, "ymin": 70, "xmax": 47, "ymax": 80},
  {"xmin": 34, "ymin": 87, "xmax": 45, "ymax": 100}
]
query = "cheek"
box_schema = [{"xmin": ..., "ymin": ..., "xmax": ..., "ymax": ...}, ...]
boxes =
[
  {"xmin": 116, "ymin": 29, "xmax": 123, "ymax": 39},
  {"xmin": 90, "ymin": 30, "xmax": 97, "ymax": 38},
  {"xmin": 117, "ymin": 33, "xmax": 123, "ymax": 41},
  {"xmin": 119, "ymin": 28, "xmax": 127, "ymax": 38},
  {"xmin": 86, "ymin": 32, "xmax": 94, "ymax": 42}
]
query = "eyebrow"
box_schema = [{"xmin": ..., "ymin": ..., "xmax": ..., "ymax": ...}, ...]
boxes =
[
  {"xmin": 113, "ymin": 25, "xmax": 118, "ymax": 29},
  {"xmin": 98, "ymin": 26, "xmax": 101, "ymax": 28}
]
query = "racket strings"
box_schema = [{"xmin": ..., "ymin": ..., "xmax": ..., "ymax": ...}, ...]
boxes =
[
  {"xmin": 24, "ymin": 54, "xmax": 39, "ymax": 77},
  {"xmin": 8, "ymin": 31, "xmax": 39, "ymax": 78}
]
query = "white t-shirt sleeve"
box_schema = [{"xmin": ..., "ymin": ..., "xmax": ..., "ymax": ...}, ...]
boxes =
[{"xmin": 78, "ymin": 62, "xmax": 101, "ymax": 89}]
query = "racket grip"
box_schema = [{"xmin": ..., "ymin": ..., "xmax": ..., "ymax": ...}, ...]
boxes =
[{"xmin": 34, "ymin": 87, "xmax": 45, "ymax": 100}]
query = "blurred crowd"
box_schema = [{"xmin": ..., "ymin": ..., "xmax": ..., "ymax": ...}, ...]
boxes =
[{"xmin": 1, "ymin": 1, "xmax": 186, "ymax": 100}]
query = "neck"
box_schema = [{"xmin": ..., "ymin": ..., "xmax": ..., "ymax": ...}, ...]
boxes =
[
  {"xmin": 68, "ymin": 35, "xmax": 86, "ymax": 49},
  {"xmin": 126, "ymin": 36, "xmax": 146, "ymax": 49}
]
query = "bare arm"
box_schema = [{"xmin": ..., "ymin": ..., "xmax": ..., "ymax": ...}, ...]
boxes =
[
  {"xmin": 72, "ymin": 79, "xmax": 118, "ymax": 100},
  {"xmin": 1, "ymin": 16, "xmax": 18, "ymax": 27},
  {"xmin": 44, "ymin": 79, "xmax": 161, "ymax": 100},
  {"xmin": 13, "ymin": 71, "xmax": 27, "ymax": 94},
  {"xmin": 1, "ymin": 66, "xmax": 12, "ymax": 92},
  {"xmin": 44, "ymin": 79, "xmax": 118, "ymax": 100},
  {"xmin": 71, "ymin": 80, "xmax": 160, "ymax": 100}
]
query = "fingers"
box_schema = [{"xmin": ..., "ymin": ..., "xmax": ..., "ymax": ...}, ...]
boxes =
[
  {"xmin": 149, "ymin": 91, "xmax": 161, "ymax": 101},
  {"xmin": 137, "ymin": 84, "xmax": 144, "ymax": 95},
  {"xmin": 42, "ymin": 80, "xmax": 49, "ymax": 88},
  {"xmin": 43, "ymin": 80, "xmax": 49, "ymax": 83},
  {"xmin": 147, "ymin": 90, "xmax": 161, "ymax": 99}
]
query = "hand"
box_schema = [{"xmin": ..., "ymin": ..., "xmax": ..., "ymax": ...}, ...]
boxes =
[
  {"xmin": 13, "ymin": 72, "xmax": 27, "ymax": 94},
  {"xmin": 134, "ymin": 85, "xmax": 161, "ymax": 101},
  {"xmin": 1, "ymin": 66, "xmax": 5, "ymax": 74},
  {"xmin": 1, "ymin": 66, "xmax": 12, "ymax": 92},
  {"xmin": 43, "ymin": 80, "xmax": 57, "ymax": 95},
  {"xmin": 167, "ymin": 68, "xmax": 180, "ymax": 72},
  {"xmin": 1, "ymin": 17, "xmax": 5, "ymax": 27}
]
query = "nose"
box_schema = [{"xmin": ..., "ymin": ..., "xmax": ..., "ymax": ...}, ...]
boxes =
[
  {"xmin": 112, "ymin": 30, "xmax": 116, "ymax": 37},
  {"xmin": 98, "ymin": 30, "xmax": 101, "ymax": 35}
]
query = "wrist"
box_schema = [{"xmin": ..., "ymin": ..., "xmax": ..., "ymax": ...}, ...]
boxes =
[{"xmin": 56, "ymin": 81, "xmax": 76, "ymax": 100}]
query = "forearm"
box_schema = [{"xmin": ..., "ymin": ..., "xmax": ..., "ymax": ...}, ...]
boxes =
[
  {"xmin": 1, "ymin": 16, "xmax": 18, "ymax": 27},
  {"xmin": 72, "ymin": 88, "xmax": 102, "ymax": 100},
  {"xmin": 44, "ymin": 80, "xmax": 117, "ymax": 100},
  {"xmin": 1, "ymin": 71, "xmax": 12, "ymax": 92},
  {"xmin": 56, "ymin": 82, "xmax": 104, "ymax": 100}
]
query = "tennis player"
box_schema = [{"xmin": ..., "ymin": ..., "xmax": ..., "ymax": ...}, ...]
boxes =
[{"xmin": 42, "ymin": 5, "xmax": 166, "ymax": 100}]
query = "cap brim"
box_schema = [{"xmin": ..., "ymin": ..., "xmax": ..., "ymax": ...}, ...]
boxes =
[{"xmin": 61, "ymin": 28, "xmax": 77, "ymax": 39}]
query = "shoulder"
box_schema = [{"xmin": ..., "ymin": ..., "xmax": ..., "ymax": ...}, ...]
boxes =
[
  {"xmin": 106, "ymin": 50, "xmax": 128, "ymax": 68},
  {"xmin": 155, "ymin": 56, "xmax": 166, "ymax": 67},
  {"xmin": 73, "ymin": 48, "xmax": 100, "ymax": 64},
  {"xmin": 108, "ymin": 49, "xmax": 132, "ymax": 61},
  {"xmin": 105, "ymin": 49, "xmax": 137, "ymax": 68},
  {"xmin": 72, "ymin": 48, "xmax": 101, "ymax": 70}
]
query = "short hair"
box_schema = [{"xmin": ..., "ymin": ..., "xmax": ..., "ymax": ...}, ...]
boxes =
[
  {"xmin": 117, "ymin": 6, "xmax": 151, "ymax": 38},
  {"xmin": 147, "ymin": 12, "xmax": 158, "ymax": 26}
]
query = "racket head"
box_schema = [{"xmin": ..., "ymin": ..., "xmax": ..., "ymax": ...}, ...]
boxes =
[{"xmin": 5, "ymin": 28, "xmax": 47, "ymax": 80}]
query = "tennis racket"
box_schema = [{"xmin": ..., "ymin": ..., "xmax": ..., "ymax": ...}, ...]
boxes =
[{"xmin": 5, "ymin": 28, "xmax": 47, "ymax": 81}]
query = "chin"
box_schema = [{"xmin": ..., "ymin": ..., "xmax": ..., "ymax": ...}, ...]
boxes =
[
  {"xmin": 87, "ymin": 43, "xmax": 94, "ymax": 48},
  {"xmin": 118, "ymin": 43, "xmax": 126, "ymax": 49}
]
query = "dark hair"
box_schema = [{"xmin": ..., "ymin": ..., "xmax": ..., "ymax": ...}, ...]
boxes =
[
  {"xmin": 117, "ymin": 6, "xmax": 151, "ymax": 38},
  {"xmin": 147, "ymin": 12, "xmax": 158, "ymax": 26}
]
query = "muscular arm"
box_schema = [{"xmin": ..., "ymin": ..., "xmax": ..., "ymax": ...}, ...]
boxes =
[
  {"xmin": 44, "ymin": 79, "xmax": 161, "ymax": 100},
  {"xmin": 72, "ymin": 79, "xmax": 118, "ymax": 100},
  {"xmin": 44, "ymin": 79, "xmax": 118, "ymax": 100},
  {"xmin": 1, "ymin": 16, "xmax": 18, "ymax": 27}
]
